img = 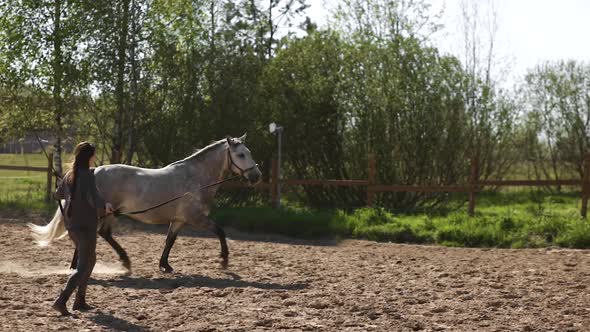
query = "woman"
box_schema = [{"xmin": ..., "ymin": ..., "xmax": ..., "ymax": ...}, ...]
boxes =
[{"xmin": 52, "ymin": 142, "xmax": 113, "ymax": 316}]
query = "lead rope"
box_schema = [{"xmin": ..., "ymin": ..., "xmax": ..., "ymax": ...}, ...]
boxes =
[{"xmin": 115, "ymin": 174, "xmax": 241, "ymax": 217}]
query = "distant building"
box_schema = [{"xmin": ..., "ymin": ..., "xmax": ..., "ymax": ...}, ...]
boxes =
[{"xmin": 0, "ymin": 134, "xmax": 74, "ymax": 154}]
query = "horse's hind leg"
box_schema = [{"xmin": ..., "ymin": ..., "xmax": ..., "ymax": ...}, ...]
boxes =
[
  {"xmin": 98, "ymin": 222, "xmax": 131, "ymax": 272},
  {"xmin": 186, "ymin": 216, "xmax": 228, "ymax": 268},
  {"xmin": 70, "ymin": 249, "xmax": 78, "ymax": 270},
  {"xmin": 159, "ymin": 222, "xmax": 184, "ymax": 273}
]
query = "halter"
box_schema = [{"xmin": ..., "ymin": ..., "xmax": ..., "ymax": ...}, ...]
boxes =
[{"xmin": 226, "ymin": 144, "xmax": 259, "ymax": 176}]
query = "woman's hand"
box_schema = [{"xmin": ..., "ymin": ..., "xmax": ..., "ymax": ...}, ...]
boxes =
[{"xmin": 105, "ymin": 202, "xmax": 114, "ymax": 215}]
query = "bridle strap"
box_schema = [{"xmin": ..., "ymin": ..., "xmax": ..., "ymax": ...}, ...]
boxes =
[{"xmin": 226, "ymin": 146, "xmax": 258, "ymax": 176}]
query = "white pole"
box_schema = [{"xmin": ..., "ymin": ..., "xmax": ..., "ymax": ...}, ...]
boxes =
[{"xmin": 277, "ymin": 128, "xmax": 282, "ymax": 208}]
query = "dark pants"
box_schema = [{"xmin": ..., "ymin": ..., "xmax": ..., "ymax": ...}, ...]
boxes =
[{"xmin": 56, "ymin": 229, "xmax": 97, "ymax": 305}]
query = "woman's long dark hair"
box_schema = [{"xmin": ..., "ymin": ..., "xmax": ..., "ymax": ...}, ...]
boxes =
[{"xmin": 66, "ymin": 142, "xmax": 96, "ymax": 199}]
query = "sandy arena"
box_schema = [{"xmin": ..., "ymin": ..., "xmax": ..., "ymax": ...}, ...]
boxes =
[{"xmin": 1, "ymin": 212, "xmax": 590, "ymax": 331}]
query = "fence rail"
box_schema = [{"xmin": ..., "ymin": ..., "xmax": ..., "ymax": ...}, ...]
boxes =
[
  {"xmin": 3, "ymin": 152, "xmax": 589, "ymax": 217},
  {"xmin": 0, "ymin": 165, "xmax": 50, "ymax": 172},
  {"xmin": 478, "ymin": 179, "xmax": 582, "ymax": 186},
  {"xmin": 0, "ymin": 153, "xmax": 54, "ymax": 202},
  {"xmin": 221, "ymin": 153, "xmax": 590, "ymax": 218},
  {"xmin": 369, "ymin": 185, "xmax": 470, "ymax": 192},
  {"xmin": 283, "ymin": 179, "xmax": 370, "ymax": 186}
]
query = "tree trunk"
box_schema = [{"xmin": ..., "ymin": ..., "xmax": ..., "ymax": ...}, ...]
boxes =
[
  {"xmin": 52, "ymin": 0, "xmax": 64, "ymax": 175},
  {"xmin": 125, "ymin": 0, "xmax": 139, "ymax": 165},
  {"xmin": 111, "ymin": 0, "xmax": 130, "ymax": 164},
  {"xmin": 267, "ymin": 0, "xmax": 274, "ymax": 59}
]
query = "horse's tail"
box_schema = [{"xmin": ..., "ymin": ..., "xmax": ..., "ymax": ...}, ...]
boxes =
[{"xmin": 27, "ymin": 205, "xmax": 68, "ymax": 246}]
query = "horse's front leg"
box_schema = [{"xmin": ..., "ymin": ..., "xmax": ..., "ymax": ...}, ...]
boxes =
[
  {"xmin": 189, "ymin": 217, "xmax": 229, "ymax": 269},
  {"xmin": 159, "ymin": 221, "xmax": 184, "ymax": 273},
  {"xmin": 98, "ymin": 218, "xmax": 131, "ymax": 273}
]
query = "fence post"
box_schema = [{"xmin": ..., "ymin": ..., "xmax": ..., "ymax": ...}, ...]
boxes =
[
  {"xmin": 271, "ymin": 158, "xmax": 279, "ymax": 208},
  {"xmin": 45, "ymin": 153, "xmax": 53, "ymax": 203},
  {"xmin": 367, "ymin": 154, "xmax": 376, "ymax": 207},
  {"xmin": 581, "ymin": 154, "xmax": 590, "ymax": 218},
  {"xmin": 468, "ymin": 157, "xmax": 478, "ymax": 217}
]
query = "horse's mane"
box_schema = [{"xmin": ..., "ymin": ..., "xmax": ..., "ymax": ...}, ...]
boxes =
[{"xmin": 167, "ymin": 139, "xmax": 227, "ymax": 167}]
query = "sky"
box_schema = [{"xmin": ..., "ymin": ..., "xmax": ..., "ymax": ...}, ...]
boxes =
[{"xmin": 307, "ymin": 0, "xmax": 590, "ymax": 86}]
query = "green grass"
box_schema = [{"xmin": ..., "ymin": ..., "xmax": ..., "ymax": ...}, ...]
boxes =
[
  {"xmin": 0, "ymin": 153, "xmax": 52, "ymax": 210},
  {"xmin": 0, "ymin": 152, "xmax": 50, "ymax": 167},
  {"xmin": 3, "ymin": 154, "xmax": 590, "ymax": 249},
  {"xmin": 213, "ymin": 191, "xmax": 590, "ymax": 249}
]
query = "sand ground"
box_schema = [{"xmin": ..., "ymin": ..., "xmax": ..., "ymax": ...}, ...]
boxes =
[{"xmin": 1, "ymin": 212, "xmax": 590, "ymax": 331}]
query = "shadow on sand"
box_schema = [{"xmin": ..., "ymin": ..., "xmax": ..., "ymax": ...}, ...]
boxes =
[
  {"xmin": 90, "ymin": 310, "xmax": 148, "ymax": 332},
  {"xmin": 112, "ymin": 217, "xmax": 340, "ymax": 247},
  {"xmin": 91, "ymin": 273, "xmax": 308, "ymax": 291}
]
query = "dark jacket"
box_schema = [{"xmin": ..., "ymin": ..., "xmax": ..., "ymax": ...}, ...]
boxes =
[{"xmin": 55, "ymin": 168, "xmax": 106, "ymax": 231}]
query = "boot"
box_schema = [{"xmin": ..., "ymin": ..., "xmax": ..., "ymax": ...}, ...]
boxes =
[
  {"xmin": 52, "ymin": 292, "xmax": 71, "ymax": 316},
  {"xmin": 72, "ymin": 292, "xmax": 93, "ymax": 311},
  {"xmin": 53, "ymin": 271, "xmax": 80, "ymax": 316}
]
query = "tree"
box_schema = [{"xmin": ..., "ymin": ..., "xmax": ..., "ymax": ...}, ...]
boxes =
[
  {"xmin": 0, "ymin": 0, "xmax": 87, "ymax": 174},
  {"xmin": 260, "ymin": 31, "xmax": 350, "ymax": 207},
  {"xmin": 456, "ymin": 0, "xmax": 518, "ymax": 181},
  {"xmin": 332, "ymin": 0, "xmax": 442, "ymax": 43},
  {"xmin": 327, "ymin": 0, "xmax": 472, "ymax": 209},
  {"xmin": 79, "ymin": 0, "xmax": 149, "ymax": 164},
  {"xmin": 524, "ymin": 61, "xmax": 590, "ymax": 181}
]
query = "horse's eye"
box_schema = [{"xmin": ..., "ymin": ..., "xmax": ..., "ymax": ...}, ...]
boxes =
[{"xmin": 238, "ymin": 153, "xmax": 245, "ymax": 158}]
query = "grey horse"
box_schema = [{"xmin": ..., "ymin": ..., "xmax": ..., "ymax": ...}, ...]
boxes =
[{"xmin": 29, "ymin": 134, "xmax": 262, "ymax": 273}]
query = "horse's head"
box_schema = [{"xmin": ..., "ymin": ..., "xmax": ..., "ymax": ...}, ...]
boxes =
[{"xmin": 226, "ymin": 134, "xmax": 262, "ymax": 185}]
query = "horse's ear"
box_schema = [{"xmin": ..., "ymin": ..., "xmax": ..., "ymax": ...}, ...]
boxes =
[
  {"xmin": 226, "ymin": 136, "xmax": 233, "ymax": 146},
  {"xmin": 239, "ymin": 133, "xmax": 247, "ymax": 142}
]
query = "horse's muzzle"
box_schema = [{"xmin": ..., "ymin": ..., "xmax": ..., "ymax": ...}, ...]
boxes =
[{"xmin": 246, "ymin": 168, "xmax": 262, "ymax": 185}]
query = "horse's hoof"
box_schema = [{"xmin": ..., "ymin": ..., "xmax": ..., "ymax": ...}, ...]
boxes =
[
  {"xmin": 220, "ymin": 259, "xmax": 229, "ymax": 269},
  {"xmin": 122, "ymin": 259, "xmax": 132, "ymax": 271},
  {"xmin": 159, "ymin": 265, "xmax": 174, "ymax": 273}
]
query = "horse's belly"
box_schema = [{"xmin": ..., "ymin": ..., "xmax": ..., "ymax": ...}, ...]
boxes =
[{"xmin": 122, "ymin": 206, "xmax": 185, "ymax": 225}]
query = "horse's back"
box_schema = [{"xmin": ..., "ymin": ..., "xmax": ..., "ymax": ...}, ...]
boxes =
[
  {"xmin": 95, "ymin": 163, "xmax": 160, "ymax": 176},
  {"xmin": 95, "ymin": 164, "xmax": 169, "ymax": 184},
  {"xmin": 94, "ymin": 164, "xmax": 170, "ymax": 203}
]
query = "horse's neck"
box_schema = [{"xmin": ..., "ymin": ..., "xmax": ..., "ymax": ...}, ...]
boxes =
[{"xmin": 182, "ymin": 144, "xmax": 228, "ymax": 188}]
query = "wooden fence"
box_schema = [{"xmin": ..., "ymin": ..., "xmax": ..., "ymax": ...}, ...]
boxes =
[
  {"xmin": 2, "ymin": 152, "xmax": 589, "ymax": 217},
  {"xmin": 0, "ymin": 153, "xmax": 54, "ymax": 203},
  {"xmin": 222, "ymin": 154, "xmax": 590, "ymax": 218}
]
